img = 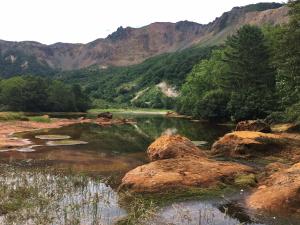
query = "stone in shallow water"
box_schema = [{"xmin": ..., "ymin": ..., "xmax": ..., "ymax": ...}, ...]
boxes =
[
  {"xmin": 35, "ymin": 134, "xmax": 71, "ymax": 140},
  {"xmin": 46, "ymin": 140, "xmax": 88, "ymax": 146}
]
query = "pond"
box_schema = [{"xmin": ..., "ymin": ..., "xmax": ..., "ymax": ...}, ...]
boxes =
[{"xmin": 0, "ymin": 113, "xmax": 297, "ymax": 225}]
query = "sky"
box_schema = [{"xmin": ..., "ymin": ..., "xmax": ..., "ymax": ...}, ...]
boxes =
[{"xmin": 0, "ymin": 0, "xmax": 284, "ymax": 44}]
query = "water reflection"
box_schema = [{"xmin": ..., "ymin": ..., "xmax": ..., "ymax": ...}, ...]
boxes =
[
  {"xmin": 150, "ymin": 201, "xmax": 264, "ymax": 225},
  {"xmin": 0, "ymin": 115, "xmax": 231, "ymax": 175}
]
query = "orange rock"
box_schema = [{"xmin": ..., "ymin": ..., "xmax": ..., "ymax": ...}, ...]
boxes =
[
  {"xmin": 235, "ymin": 120, "xmax": 271, "ymax": 133},
  {"xmin": 211, "ymin": 131, "xmax": 284, "ymax": 158},
  {"xmin": 120, "ymin": 155, "xmax": 253, "ymax": 193},
  {"xmin": 246, "ymin": 162, "xmax": 300, "ymax": 214},
  {"xmin": 147, "ymin": 135, "xmax": 205, "ymax": 161}
]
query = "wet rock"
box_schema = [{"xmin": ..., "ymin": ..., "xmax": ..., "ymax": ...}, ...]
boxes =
[
  {"xmin": 97, "ymin": 112, "xmax": 113, "ymax": 119},
  {"xmin": 211, "ymin": 131, "xmax": 285, "ymax": 158},
  {"xmin": 120, "ymin": 156, "xmax": 254, "ymax": 193},
  {"xmin": 246, "ymin": 162, "xmax": 300, "ymax": 214},
  {"xmin": 147, "ymin": 135, "xmax": 205, "ymax": 161},
  {"xmin": 235, "ymin": 120, "xmax": 271, "ymax": 133}
]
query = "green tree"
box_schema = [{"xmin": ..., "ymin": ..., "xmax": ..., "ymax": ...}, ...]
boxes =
[
  {"xmin": 177, "ymin": 49, "xmax": 230, "ymax": 120},
  {"xmin": 0, "ymin": 77, "xmax": 26, "ymax": 111},
  {"xmin": 274, "ymin": 0, "xmax": 300, "ymax": 108},
  {"xmin": 47, "ymin": 81, "xmax": 76, "ymax": 112},
  {"xmin": 223, "ymin": 25, "xmax": 276, "ymax": 120},
  {"xmin": 71, "ymin": 84, "xmax": 91, "ymax": 112}
]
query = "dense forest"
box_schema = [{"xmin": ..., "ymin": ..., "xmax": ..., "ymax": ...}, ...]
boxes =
[
  {"xmin": 0, "ymin": 76, "xmax": 90, "ymax": 112},
  {"xmin": 177, "ymin": 0, "xmax": 300, "ymax": 123}
]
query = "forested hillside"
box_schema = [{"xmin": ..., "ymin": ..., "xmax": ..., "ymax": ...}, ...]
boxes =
[
  {"xmin": 177, "ymin": 0, "xmax": 300, "ymax": 123},
  {"xmin": 57, "ymin": 47, "xmax": 213, "ymax": 108}
]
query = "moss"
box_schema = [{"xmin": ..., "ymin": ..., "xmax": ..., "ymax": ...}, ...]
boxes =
[{"xmin": 234, "ymin": 173, "xmax": 257, "ymax": 187}]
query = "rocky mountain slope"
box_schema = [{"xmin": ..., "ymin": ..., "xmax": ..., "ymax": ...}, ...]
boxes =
[{"xmin": 0, "ymin": 3, "xmax": 288, "ymax": 73}]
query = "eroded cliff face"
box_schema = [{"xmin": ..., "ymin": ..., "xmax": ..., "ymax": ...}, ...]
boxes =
[{"xmin": 0, "ymin": 4, "xmax": 289, "ymax": 71}]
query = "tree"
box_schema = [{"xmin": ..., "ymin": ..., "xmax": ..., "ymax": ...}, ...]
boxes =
[
  {"xmin": 177, "ymin": 49, "xmax": 230, "ymax": 119},
  {"xmin": 274, "ymin": 0, "xmax": 300, "ymax": 108},
  {"xmin": 71, "ymin": 84, "xmax": 91, "ymax": 112},
  {"xmin": 0, "ymin": 77, "xmax": 26, "ymax": 111},
  {"xmin": 223, "ymin": 25, "xmax": 276, "ymax": 120},
  {"xmin": 47, "ymin": 81, "xmax": 76, "ymax": 112}
]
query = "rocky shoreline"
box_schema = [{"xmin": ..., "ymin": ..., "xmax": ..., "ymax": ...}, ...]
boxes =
[{"xmin": 119, "ymin": 120, "xmax": 300, "ymax": 216}]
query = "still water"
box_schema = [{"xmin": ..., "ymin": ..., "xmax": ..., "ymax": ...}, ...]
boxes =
[
  {"xmin": 1, "ymin": 114, "xmax": 231, "ymax": 175},
  {"xmin": 0, "ymin": 114, "xmax": 297, "ymax": 225}
]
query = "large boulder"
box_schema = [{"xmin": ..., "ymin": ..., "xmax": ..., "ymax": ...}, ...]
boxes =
[
  {"xmin": 246, "ymin": 162, "xmax": 300, "ymax": 214},
  {"xmin": 235, "ymin": 120, "xmax": 271, "ymax": 133},
  {"xmin": 211, "ymin": 131, "xmax": 285, "ymax": 158},
  {"xmin": 120, "ymin": 156, "xmax": 254, "ymax": 193},
  {"xmin": 147, "ymin": 135, "xmax": 205, "ymax": 161}
]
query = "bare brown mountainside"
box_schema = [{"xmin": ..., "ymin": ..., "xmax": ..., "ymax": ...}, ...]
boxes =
[{"xmin": 0, "ymin": 3, "xmax": 289, "ymax": 71}]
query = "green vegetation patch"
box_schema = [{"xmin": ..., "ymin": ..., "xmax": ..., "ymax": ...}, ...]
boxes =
[
  {"xmin": 0, "ymin": 112, "xmax": 28, "ymax": 121},
  {"xmin": 234, "ymin": 174, "xmax": 257, "ymax": 187},
  {"xmin": 28, "ymin": 116, "xmax": 51, "ymax": 123},
  {"xmin": 117, "ymin": 185, "xmax": 236, "ymax": 225}
]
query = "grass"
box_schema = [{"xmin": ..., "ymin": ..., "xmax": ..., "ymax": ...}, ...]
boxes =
[
  {"xmin": 27, "ymin": 116, "xmax": 51, "ymax": 123},
  {"xmin": 234, "ymin": 174, "xmax": 257, "ymax": 187},
  {"xmin": 0, "ymin": 112, "xmax": 28, "ymax": 121},
  {"xmin": 117, "ymin": 184, "xmax": 236, "ymax": 225},
  {"xmin": 0, "ymin": 112, "xmax": 52, "ymax": 123},
  {"xmin": 0, "ymin": 164, "xmax": 121, "ymax": 225}
]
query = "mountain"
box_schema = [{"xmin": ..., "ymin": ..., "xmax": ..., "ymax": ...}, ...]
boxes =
[{"xmin": 0, "ymin": 2, "xmax": 288, "ymax": 75}]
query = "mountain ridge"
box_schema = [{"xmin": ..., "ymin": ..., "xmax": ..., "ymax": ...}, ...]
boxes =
[{"xmin": 0, "ymin": 2, "xmax": 289, "ymax": 74}]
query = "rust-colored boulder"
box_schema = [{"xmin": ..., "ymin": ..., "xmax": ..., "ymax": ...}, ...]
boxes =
[
  {"xmin": 246, "ymin": 162, "xmax": 300, "ymax": 214},
  {"xmin": 211, "ymin": 131, "xmax": 285, "ymax": 158},
  {"xmin": 120, "ymin": 156, "xmax": 254, "ymax": 193},
  {"xmin": 235, "ymin": 120, "xmax": 271, "ymax": 133},
  {"xmin": 147, "ymin": 135, "xmax": 205, "ymax": 161}
]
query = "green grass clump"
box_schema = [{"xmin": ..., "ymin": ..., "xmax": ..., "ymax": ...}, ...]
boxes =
[
  {"xmin": 0, "ymin": 186, "xmax": 42, "ymax": 215},
  {"xmin": 234, "ymin": 174, "xmax": 257, "ymax": 187},
  {"xmin": 0, "ymin": 112, "xmax": 28, "ymax": 121},
  {"xmin": 27, "ymin": 116, "xmax": 51, "ymax": 123},
  {"xmin": 117, "ymin": 185, "xmax": 236, "ymax": 225}
]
